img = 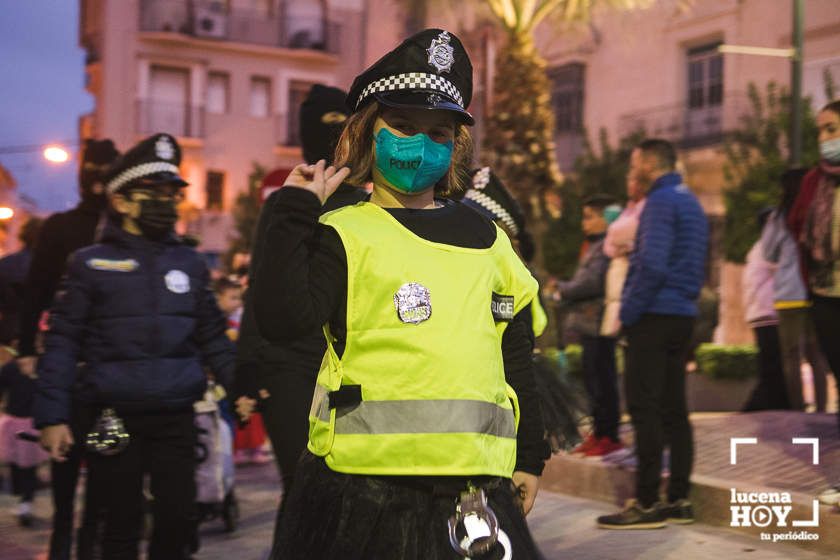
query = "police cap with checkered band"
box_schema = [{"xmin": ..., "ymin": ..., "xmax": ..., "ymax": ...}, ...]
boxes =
[
  {"xmin": 105, "ymin": 133, "xmax": 189, "ymax": 194},
  {"xmin": 347, "ymin": 28, "xmax": 474, "ymax": 125}
]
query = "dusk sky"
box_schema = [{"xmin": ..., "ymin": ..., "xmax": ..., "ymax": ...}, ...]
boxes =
[{"xmin": 0, "ymin": 2, "xmax": 92, "ymax": 212}]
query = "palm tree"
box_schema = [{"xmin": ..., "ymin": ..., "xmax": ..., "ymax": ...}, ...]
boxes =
[{"xmin": 481, "ymin": 0, "xmax": 648, "ymax": 271}]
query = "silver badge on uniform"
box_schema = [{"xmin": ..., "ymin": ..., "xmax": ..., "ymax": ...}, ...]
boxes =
[
  {"xmin": 394, "ymin": 282, "xmax": 432, "ymax": 324},
  {"xmin": 427, "ymin": 31, "xmax": 455, "ymax": 73},
  {"xmin": 155, "ymin": 135, "xmax": 175, "ymax": 160}
]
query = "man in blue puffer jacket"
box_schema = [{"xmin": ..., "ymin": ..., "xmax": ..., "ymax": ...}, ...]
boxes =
[
  {"xmin": 33, "ymin": 133, "xmax": 240, "ymax": 559},
  {"xmin": 598, "ymin": 138, "xmax": 708, "ymax": 530}
]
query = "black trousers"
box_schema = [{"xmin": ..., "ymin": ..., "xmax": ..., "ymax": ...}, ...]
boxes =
[
  {"xmin": 581, "ymin": 335, "xmax": 620, "ymax": 441},
  {"xmin": 811, "ymin": 295, "xmax": 840, "ymax": 431},
  {"xmin": 259, "ymin": 371, "xmax": 316, "ymax": 548},
  {"xmin": 624, "ymin": 314, "xmax": 695, "ymax": 507},
  {"xmin": 11, "ymin": 464, "xmax": 37, "ymax": 502},
  {"xmin": 743, "ymin": 325, "xmax": 790, "ymax": 411},
  {"xmin": 86, "ymin": 410, "xmax": 196, "ymax": 560},
  {"xmin": 49, "ymin": 403, "xmax": 100, "ymax": 560}
]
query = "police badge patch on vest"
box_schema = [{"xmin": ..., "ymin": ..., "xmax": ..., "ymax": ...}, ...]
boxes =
[
  {"xmin": 491, "ymin": 293, "xmax": 514, "ymax": 322},
  {"xmin": 394, "ymin": 282, "xmax": 432, "ymax": 324},
  {"xmin": 86, "ymin": 258, "xmax": 140, "ymax": 272}
]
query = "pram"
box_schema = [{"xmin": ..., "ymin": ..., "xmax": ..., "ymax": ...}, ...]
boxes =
[{"xmin": 194, "ymin": 384, "xmax": 238, "ymax": 534}]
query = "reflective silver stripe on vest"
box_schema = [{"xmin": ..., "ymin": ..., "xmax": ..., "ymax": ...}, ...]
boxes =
[
  {"xmin": 319, "ymin": 399, "xmax": 516, "ymax": 439},
  {"xmin": 311, "ymin": 383, "xmax": 331, "ymax": 422}
]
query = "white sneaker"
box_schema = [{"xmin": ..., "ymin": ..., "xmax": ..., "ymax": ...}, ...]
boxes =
[{"xmin": 817, "ymin": 486, "xmax": 840, "ymax": 506}]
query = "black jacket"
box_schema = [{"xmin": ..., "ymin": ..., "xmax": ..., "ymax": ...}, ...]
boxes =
[
  {"xmin": 33, "ymin": 223, "xmax": 235, "ymax": 427},
  {"xmin": 18, "ymin": 198, "xmax": 104, "ymax": 356}
]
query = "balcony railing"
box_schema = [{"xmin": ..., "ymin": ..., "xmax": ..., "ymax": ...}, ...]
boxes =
[
  {"xmin": 617, "ymin": 93, "xmax": 750, "ymax": 148},
  {"xmin": 136, "ymin": 100, "xmax": 205, "ymax": 138},
  {"xmin": 139, "ymin": 0, "xmax": 340, "ymax": 54}
]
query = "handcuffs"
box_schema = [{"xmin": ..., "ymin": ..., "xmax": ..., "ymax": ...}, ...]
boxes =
[
  {"xmin": 447, "ymin": 483, "xmax": 512, "ymax": 559},
  {"xmin": 85, "ymin": 408, "xmax": 130, "ymax": 455}
]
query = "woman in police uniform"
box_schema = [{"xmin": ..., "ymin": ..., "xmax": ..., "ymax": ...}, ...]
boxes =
[{"xmin": 254, "ymin": 29, "xmax": 548, "ymax": 559}]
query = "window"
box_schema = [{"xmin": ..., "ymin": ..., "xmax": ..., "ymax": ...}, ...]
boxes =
[
  {"xmin": 548, "ymin": 63, "xmax": 585, "ymax": 133},
  {"xmin": 687, "ymin": 43, "xmax": 724, "ymax": 109},
  {"xmin": 250, "ymin": 76, "xmax": 271, "ymax": 118},
  {"xmin": 205, "ymin": 170, "xmax": 225, "ymax": 210},
  {"xmin": 286, "ymin": 80, "xmax": 316, "ymax": 146},
  {"xmin": 146, "ymin": 65, "xmax": 190, "ymax": 136},
  {"xmin": 206, "ymin": 72, "xmax": 229, "ymax": 114}
]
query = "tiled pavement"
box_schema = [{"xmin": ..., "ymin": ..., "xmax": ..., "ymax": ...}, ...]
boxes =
[
  {"xmin": 1, "ymin": 460, "xmax": 830, "ymax": 560},
  {"xmin": 542, "ymin": 411, "xmax": 840, "ymax": 554},
  {"xmin": 1, "ymin": 411, "xmax": 837, "ymax": 559}
]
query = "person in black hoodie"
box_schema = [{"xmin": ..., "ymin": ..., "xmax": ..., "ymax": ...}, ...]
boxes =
[
  {"xmin": 17, "ymin": 138, "xmax": 119, "ymax": 560},
  {"xmin": 235, "ymin": 85, "xmax": 366, "ymax": 504},
  {"xmin": 34, "ymin": 133, "xmax": 243, "ymax": 560}
]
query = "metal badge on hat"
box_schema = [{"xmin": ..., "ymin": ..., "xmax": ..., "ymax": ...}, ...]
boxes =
[
  {"xmin": 394, "ymin": 282, "xmax": 432, "ymax": 324},
  {"xmin": 155, "ymin": 135, "xmax": 175, "ymax": 160},
  {"xmin": 427, "ymin": 31, "xmax": 455, "ymax": 73}
]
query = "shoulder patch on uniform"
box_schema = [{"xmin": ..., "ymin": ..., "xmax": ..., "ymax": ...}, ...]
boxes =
[
  {"xmin": 165, "ymin": 270, "xmax": 191, "ymax": 294},
  {"xmin": 86, "ymin": 258, "xmax": 139, "ymax": 272},
  {"xmin": 491, "ymin": 293, "xmax": 514, "ymax": 322}
]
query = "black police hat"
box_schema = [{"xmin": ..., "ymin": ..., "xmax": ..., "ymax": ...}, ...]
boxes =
[
  {"xmin": 347, "ymin": 28, "xmax": 474, "ymax": 124},
  {"xmin": 105, "ymin": 133, "xmax": 188, "ymax": 193},
  {"xmin": 300, "ymin": 84, "xmax": 348, "ymax": 164},
  {"xmin": 463, "ymin": 167, "xmax": 526, "ymax": 238}
]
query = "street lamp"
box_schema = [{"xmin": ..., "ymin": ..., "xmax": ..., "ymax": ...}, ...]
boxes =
[
  {"xmin": 0, "ymin": 207, "xmax": 14, "ymax": 220},
  {"xmin": 43, "ymin": 145, "xmax": 70, "ymax": 164},
  {"xmin": 717, "ymin": 0, "xmax": 804, "ymax": 165}
]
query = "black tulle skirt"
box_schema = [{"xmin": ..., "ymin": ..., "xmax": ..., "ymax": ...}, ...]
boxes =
[
  {"xmin": 532, "ymin": 353, "xmax": 589, "ymax": 453},
  {"xmin": 271, "ymin": 452, "xmax": 545, "ymax": 560}
]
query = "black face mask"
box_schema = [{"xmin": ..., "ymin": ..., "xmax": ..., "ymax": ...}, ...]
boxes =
[{"xmin": 136, "ymin": 199, "xmax": 178, "ymax": 240}]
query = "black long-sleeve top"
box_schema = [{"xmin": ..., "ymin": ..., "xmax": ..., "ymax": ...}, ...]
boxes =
[
  {"xmin": 234, "ymin": 184, "xmax": 369, "ymax": 401},
  {"xmin": 18, "ymin": 198, "xmax": 103, "ymax": 357},
  {"xmin": 253, "ymin": 187, "xmax": 549, "ymax": 476}
]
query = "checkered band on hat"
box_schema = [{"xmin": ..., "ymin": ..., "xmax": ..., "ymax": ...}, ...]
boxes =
[
  {"xmin": 107, "ymin": 162, "xmax": 180, "ymax": 193},
  {"xmin": 463, "ymin": 189, "xmax": 520, "ymax": 237},
  {"xmin": 356, "ymin": 72, "xmax": 464, "ymax": 109}
]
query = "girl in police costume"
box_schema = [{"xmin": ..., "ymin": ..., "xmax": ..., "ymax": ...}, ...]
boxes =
[{"xmin": 254, "ymin": 28, "xmax": 548, "ymax": 559}]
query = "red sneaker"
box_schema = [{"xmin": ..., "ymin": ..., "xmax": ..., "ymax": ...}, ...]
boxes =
[
  {"xmin": 571, "ymin": 434, "xmax": 597, "ymax": 455},
  {"xmin": 584, "ymin": 437, "xmax": 624, "ymax": 458}
]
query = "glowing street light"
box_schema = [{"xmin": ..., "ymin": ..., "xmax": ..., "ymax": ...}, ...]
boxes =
[
  {"xmin": 43, "ymin": 145, "xmax": 70, "ymax": 163},
  {"xmin": 0, "ymin": 207, "xmax": 15, "ymax": 220}
]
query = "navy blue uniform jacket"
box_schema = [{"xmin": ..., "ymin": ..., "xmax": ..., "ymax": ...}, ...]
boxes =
[{"xmin": 33, "ymin": 223, "xmax": 235, "ymax": 427}]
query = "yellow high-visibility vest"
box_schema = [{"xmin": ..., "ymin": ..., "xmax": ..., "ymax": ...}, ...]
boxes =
[
  {"xmin": 532, "ymin": 297, "xmax": 548, "ymax": 338},
  {"xmin": 308, "ymin": 202, "xmax": 538, "ymax": 477}
]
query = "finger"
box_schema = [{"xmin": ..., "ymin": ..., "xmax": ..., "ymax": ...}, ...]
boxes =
[
  {"xmin": 325, "ymin": 166, "xmax": 351, "ymax": 190},
  {"xmin": 324, "ymin": 165, "xmax": 337, "ymax": 181},
  {"xmin": 313, "ymin": 159, "xmax": 326, "ymax": 184}
]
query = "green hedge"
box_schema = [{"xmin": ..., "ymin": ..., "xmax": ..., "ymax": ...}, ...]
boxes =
[
  {"xmin": 694, "ymin": 344, "xmax": 758, "ymax": 380},
  {"xmin": 544, "ymin": 344, "xmax": 623, "ymax": 381}
]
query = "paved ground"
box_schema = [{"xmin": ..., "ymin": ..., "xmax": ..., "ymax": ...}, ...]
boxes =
[{"xmin": 1, "ymin": 457, "xmax": 832, "ymax": 560}]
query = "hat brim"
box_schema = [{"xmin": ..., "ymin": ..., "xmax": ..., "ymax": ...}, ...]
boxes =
[
  {"xmin": 461, "ymin": 196, "xmax": 499, "ymax": 222},
  {"xmin": 374, "ymin": 92, "xmax": 474, "ymax": 125}
]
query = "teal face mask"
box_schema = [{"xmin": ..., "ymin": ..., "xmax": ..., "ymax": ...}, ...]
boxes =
[{"xmin": 374, "ymin": 127, "xmax": 453, "ymax": 194}]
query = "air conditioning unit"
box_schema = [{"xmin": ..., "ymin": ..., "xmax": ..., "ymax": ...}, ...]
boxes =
[{"xmin": 194, "ymin": 1, "xmax": 227, "ymax": 40}]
